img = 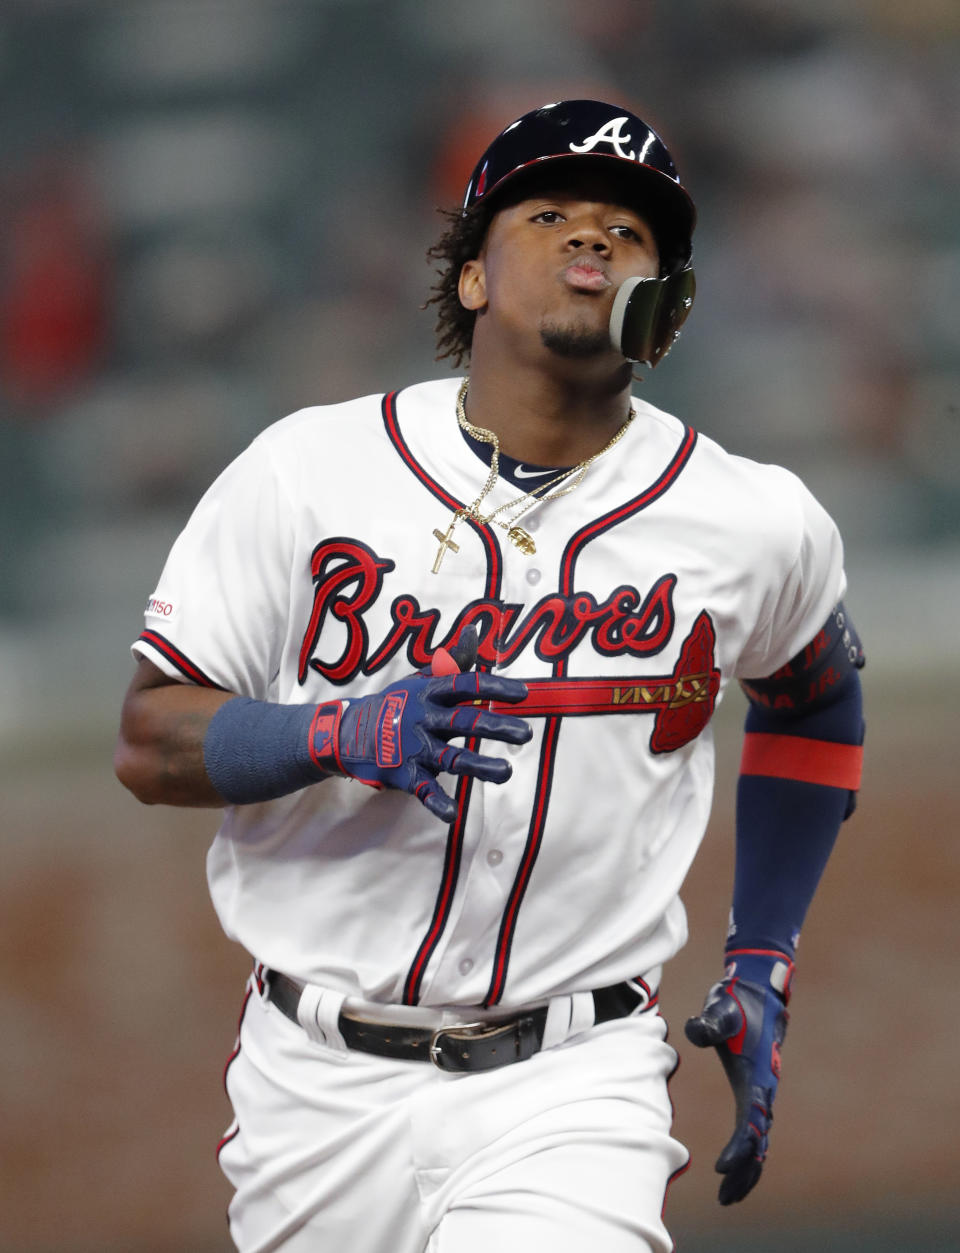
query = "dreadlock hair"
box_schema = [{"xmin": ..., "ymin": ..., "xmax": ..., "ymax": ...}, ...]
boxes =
[{"xmin": 424, "ymin": 204, "xmax": 492, "ymax": 368}]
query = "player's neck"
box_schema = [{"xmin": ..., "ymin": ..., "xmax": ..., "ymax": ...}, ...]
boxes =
[{"xmin": 462, "ymin": 359, "xmax": 636, "ymax": 467}]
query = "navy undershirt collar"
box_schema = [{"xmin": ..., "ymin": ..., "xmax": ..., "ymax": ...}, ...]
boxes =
[{"xmin": 458, "ymin": 425, "xmax": 573, "ymax": 491}]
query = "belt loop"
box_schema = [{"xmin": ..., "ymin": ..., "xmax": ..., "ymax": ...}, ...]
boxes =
[
  {"xmin": 297, "ymin": 984, "xmax": 347, "ymax": 1052},
  {"xmin": 541, "ymin": 995, "xmax": 573, "ymax": 1049},
  {"xmin": 569, "ymin": 990, "xmax": 596, "ymax": 1038}
]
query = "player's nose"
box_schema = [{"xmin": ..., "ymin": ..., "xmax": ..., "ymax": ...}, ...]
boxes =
[{"xmin": 565, "ymin": 215, "xmax": 611, "ymax": 254}]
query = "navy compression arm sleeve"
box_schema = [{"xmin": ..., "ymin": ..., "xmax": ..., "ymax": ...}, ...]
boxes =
[{"xmin": 729, "ymin": 604, "xmax": 865, "ymax": 957}]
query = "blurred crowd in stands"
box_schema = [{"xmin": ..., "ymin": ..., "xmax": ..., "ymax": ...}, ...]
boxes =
[{"xmin": 1, "ymin": 0, "xmax": 957, "ymax": 625}]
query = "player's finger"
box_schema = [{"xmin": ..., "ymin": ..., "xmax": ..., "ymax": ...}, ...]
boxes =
[
  {"xmin": 684, "ymin": 994, "xmax": 743, "ymax": 1047},
  {"xmin": 413, "ymin": 777, "xmax": 458, "ymax": 824},
  {"xmin": 717, "ymin": 1153, "xmax": 764, "ymax": 1206},
  {"xmin": 716, "ymin": 1127, "xmax": 760, "ymax": 1175},
  {"xmin": 424, "ymin": 705, "xmax": 532, "ymax": 744},
  {"xmin": 431, "ymin": 671, "xmax": 528, "ymax": 706},
  {"xmin": 434, "ymin": 744, "xmax": 514, "ymax": 784},
  {"xmin": 447, "ymin": 623, "xmax": 479, "ymax": 672},
  {"xmin": 715, "ymin": 1105, "xmax": 769, "ymax": 1203}
]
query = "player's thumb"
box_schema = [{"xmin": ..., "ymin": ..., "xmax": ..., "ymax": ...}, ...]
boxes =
[
  {"xmin": 447, "ymin": 623, "xmax": 479, "ymax": 673},
  {"xmin": 429, "ymin": 624, "xmax": 478, "ymax": 677},
  {"xmin": 684, "ymin": 988, "xmax": 743, "ymax": 1049}
]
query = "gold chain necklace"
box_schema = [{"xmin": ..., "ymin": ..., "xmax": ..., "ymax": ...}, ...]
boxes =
[{"xmin": 431, "ymin": 379, "xmax": 635, "ymax": 573}]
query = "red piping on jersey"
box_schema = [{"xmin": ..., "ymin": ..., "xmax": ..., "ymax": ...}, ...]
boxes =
[
  {"xmin": 559, "ymin": 423, "xmax": 698, "ymax": 597},
  {"xmin": 382, "ymin": 390, "xmax": 505, "ymax": 1006},
  {"xmin": 386, "ymin": 392, "xmax": 698, "ymax": 1006},
  {"xmin": 402, "ymin": 773, "xmax": 475, "ymax": 1005},
  {"xmin": 137, "ymin": 629, "xmax": 224, "ymax": 689},
  {"xmin": 740, "ymin": 732, "xmax": 864, "ymax": 790},
  {"xmin": 484, "ymin": 421, "xmax": 699, "ymax": 1006},
  {"xmin": 484, "ymin": 715, "xmax": 561, "ymax": 1006},
  {"xmin": 381, "ymin": 388, "xmax": 502, "ymax": 586}
]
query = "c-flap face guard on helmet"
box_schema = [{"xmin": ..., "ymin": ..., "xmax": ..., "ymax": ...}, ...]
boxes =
[
  {"xmin": 463, "ymin": 100, "xmax": 697, "ymax": 368},
  {"xmin": 609, "ymin": 270, "xmax": 696, "ymax": 369}
]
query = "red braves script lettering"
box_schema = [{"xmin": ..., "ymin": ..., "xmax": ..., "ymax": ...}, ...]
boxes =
[{"xmin": 298, "ymin": 539, "xmax": 677, "ymax": 685}]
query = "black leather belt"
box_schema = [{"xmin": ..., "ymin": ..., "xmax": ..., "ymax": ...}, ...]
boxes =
[{"xmin": 262, "ymin": 969, "xmax": 654, "ymax": 1073}]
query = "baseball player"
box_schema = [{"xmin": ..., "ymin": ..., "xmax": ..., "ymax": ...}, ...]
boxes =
[{"xmin": 115, "ymin": 100, "xmax": 865, "ymax": 1253}]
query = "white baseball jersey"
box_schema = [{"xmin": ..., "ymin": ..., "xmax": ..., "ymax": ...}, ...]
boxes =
[{"xmin": 133, "ymin": 375, "xmax": 845, "ymax": 1011}]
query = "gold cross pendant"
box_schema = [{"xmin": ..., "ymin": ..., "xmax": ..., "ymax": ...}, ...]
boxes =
[{"xmin": 432, "ymin": 523, "xmax": 460, "ymax": 573}]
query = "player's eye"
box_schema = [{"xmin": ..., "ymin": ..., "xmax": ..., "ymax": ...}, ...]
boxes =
[
  {"xmin": 610, "ymin": 224, "xmax": 641, "ymax": 241},
  {"xmin": 532, "ymin": 210, "xmax": 565, "ymax": 225}
]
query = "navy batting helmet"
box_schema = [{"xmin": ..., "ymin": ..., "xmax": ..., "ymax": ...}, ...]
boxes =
[{"xmin": 463, "ymin": 100, "xmax": 696, "ymax": 366}]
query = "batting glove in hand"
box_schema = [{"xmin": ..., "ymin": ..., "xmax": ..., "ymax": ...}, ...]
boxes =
[
  {"xmin": 309, "ymin": 626, "xmax": 531, "ymax": 823},
  {"xmin": 684, "ymin": 948, "xmax": 794, "ymax": 1205}
]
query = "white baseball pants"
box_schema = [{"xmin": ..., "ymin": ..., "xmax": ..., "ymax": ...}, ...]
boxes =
[{"xmin": 218, "ymin": 975, "xmax": 688, "ymax": 1253}]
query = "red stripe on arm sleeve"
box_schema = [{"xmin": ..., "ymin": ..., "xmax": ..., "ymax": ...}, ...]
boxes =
[{"xmin": 740, "ymin": 732, "xmax": 863, "ymax": 790}]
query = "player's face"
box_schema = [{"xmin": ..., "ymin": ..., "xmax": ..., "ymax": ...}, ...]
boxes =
[{"xmin": 460, "ymin": 168, "xmax": 660, "ymax": 363}]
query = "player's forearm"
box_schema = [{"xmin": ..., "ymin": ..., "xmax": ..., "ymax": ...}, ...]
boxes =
[
  {"xmin": 728, "ymin": 605, "xmax": 866, "ymax": 954},
  {"xmin": 730, "ymin": 669, "xmax": 864, "ymax": 954},
  {"xmin": 114, "ymin": 677, "xmax": 234, "ymax": 808}
]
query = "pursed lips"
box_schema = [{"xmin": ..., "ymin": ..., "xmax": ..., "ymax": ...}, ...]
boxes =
[{"xmin": 561, "ymin": 256, "xmax": 612, "ymax": 292}]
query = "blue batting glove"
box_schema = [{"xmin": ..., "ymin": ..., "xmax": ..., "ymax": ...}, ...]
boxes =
[
  {"xmin": 309, "ymin": 626, "xmax": 531, "ymax": 823},
  {"xmin": 684, "ymin": 948, "xmax": 795, "ymax": 1205}
]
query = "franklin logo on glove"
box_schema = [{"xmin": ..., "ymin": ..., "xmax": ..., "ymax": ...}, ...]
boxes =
[{"xmin": 375, "ymin": 690, "xmax": 407, "ymax": 768}]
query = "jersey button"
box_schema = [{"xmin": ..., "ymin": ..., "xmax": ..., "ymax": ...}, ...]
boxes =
[
  {"xmin": 458, "ymin": 958, "xmax": 474, "ymax": 976},
  {"xmin": 525, "ymin": 567, "xmax": 541, "ymax": 586},
  {"xmin": 525, "ymin": 516, "xmax": 539, "ymax": 532},
  {"xmin": 486, "ymin": 849, "xmax": 503, "ymax": 866}
]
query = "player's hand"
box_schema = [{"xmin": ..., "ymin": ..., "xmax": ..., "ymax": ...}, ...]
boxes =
[
  {"xmin": 310, "ymin": 626, "xmax": 531, "ymax": 822},
  {"xmin": 684, "ymin": 948, "xmax": 794, "ymax": 1205}
]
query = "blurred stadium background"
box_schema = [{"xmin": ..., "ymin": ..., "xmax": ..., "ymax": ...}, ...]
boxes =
[{"xmin": 1, "ymin": 1, "xmax": 957, "ymax": 1250}]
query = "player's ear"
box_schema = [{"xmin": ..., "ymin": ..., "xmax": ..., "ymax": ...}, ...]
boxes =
[{"xmin": 458, "ymin": 258, "xmax": 487, "ymax": 312}]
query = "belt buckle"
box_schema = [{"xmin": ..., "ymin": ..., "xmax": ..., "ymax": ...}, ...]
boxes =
[{"xmin": 428, "ymin": 1022, "xmax": 486, "ymax": 1072}]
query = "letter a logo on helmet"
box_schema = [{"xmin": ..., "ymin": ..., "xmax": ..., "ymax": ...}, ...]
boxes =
[
  {"xmin": 461, "ymin": 100, "xmax": 695, "ymax": 278},
  {"xmin": 568, "ymin": 117, "xmax": 638, "ymax": 161}
]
